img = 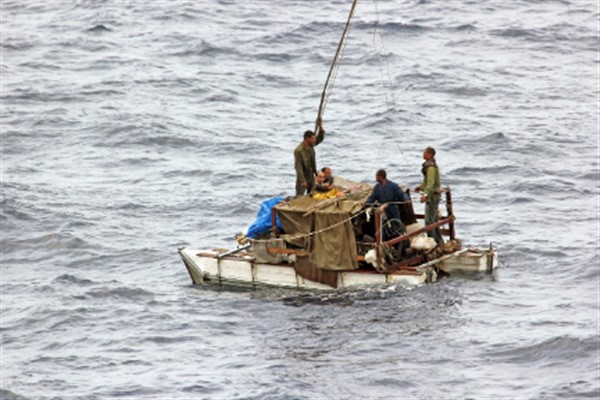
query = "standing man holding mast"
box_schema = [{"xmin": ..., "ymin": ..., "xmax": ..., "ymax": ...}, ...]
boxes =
[
  {"xmin": 415, "ymin": 146, "xmax": 443, "ymax": 245},
  {"xmin": 294, "ymin": 117, "xmax": 325, "ymax": 196},
  {"xmin": 293, "ymin": 0, "xmax": 354, "ymax": 196}
]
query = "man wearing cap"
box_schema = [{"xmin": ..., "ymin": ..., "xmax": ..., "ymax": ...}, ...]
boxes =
[
  {"xmin": 294, "ymin": 117, "xmax": 325, "ymax": 196},
  {"xmin": 415, "ymin": 146, "xmax": 443, "ymax": 245}
]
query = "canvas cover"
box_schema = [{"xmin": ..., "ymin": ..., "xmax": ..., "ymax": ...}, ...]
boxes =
[{"xmin": 275, "ymin": 178, "xmax": 372, "ymax": 271}]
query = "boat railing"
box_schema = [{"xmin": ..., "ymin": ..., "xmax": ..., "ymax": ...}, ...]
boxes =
[{"xmin": 362, "ymin": 187, "xmax": 456, "ymax": 250}]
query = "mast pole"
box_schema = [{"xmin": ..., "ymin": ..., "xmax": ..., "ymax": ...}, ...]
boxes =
[{"xmin": 315, "ymin": 0, "xmax": 358, "ymax": 133}]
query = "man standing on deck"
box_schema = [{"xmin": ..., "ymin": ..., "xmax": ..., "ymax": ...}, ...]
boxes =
[
  {"xmin": 365, "ymin": 169, "xmax": 409, "ymax": 240},
  {"xmin": 294, "ymin": 117, "xmax": 325, "ymax": 196},
  {"xmin": 415, "ymin": 146, "xmax": 443, "ymax": 245}
]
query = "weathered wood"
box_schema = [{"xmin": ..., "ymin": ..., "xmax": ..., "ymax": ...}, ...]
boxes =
[
  {"xmin": 446, "ymin": 190, "xmax": 455, "ymax": 240},
  {"xmin": 267, "ymin": 246, "xmax": 366, "ymax": 262},
  {"xmin": 414, "ymin": 248, "xmax": 469, "ymax": 270},
  {"xmin": 384, "ymin": 215, "xmax": 456, "ymax": 247},
  {"xmin": 295, "ymin": 252, "xmax": 339, "ymax": 288},
  {"xmin": 271, "ymin": 207, "xmax": 277, "ymax": 229},
  {"xmin": 266, "ymin": 247, "xmax": 298, "ymax": 256}
]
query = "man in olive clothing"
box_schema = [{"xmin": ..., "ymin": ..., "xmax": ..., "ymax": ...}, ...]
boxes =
[
  {"xmin": 415, "ymin": 146, "xmax": 443, "ymax": 245},
  {"xmin": 294, "ymin": 117, "xmax": 325, "ymax": 196}
]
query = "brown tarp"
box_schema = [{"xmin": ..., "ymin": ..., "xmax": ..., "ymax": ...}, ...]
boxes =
[
  {"xmin": 276, "ymin": 196, "xmax": 317, "ymax": 249},
  {"xmin": 275, "ymin": 181, "xmax": 371, "ymax": 271}
]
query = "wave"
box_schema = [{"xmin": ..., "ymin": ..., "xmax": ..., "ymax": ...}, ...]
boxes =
[
  {"xmin": 1, "ymin": 90, "xmax": 83, "ymax": 104},
  {"xmin": 436, "ymin": 85, "xmax": 488, "ymax": 97},
  {"xmin": 0, "ymin": 39, "xmax": 36, "ymax": 52},
  {"xmin": 163, "ymin": 169, "xmax": 213, "ymax": 179},
  {"xmin": 169, "ymin": 39, "xmax": 239, "ymax": 58},
  {"xmin": 354, "ymin": 20, "xmax": 429, "ymax": 34},
  {"xmin": 443, "ymin": 132, "xmax": 510, "ymax": 151},
  {"xmin": 489, "ymin": 335, "xmax": 599, "ymax": 365},
  {"xmin": 16, "ymin": 61, "xmax": 61, "ymax": 71},
  {"xmin": 0, "ymin": 389, "xmax": 30, "ymax": 400},
  {"xmin": 490, "ymin": 23, "xmax": 597, "ymax": 49},
  {"xmin": 98, "ymin": 134, "xmax": 200, "ymax": 149},
  {"xmin": 253, "ymin": 52, "xmax": 296, "ymax": 63},
  {"xmin": 86, "ymin": 24, "xmax": 112, "ymax": 33},
  {"xmin": 578, "ymin": 171, "xmax": 600, "ymax": 181},
  {"xmin": 84, "ymin": 286, "xmax": 154, "ymax": 300},
  {"xmin": 3, "ymin": 233, "xmax": 94, "ymax": 254},
  {"xmin": 453, "ymin": 23, "xmax": 477, "ymax": 31},
  {"xmin": 447, "ymin": 163, "xmax": 518, "ymax": 176},
  {"xmin": 54, "ymin": 274, "xmax": 95, "ymax": 286}
]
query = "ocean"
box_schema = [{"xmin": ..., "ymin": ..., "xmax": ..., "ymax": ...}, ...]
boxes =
[{"xmin": 1, "ymin": 0, "xmax": 599, "ymax": 399}]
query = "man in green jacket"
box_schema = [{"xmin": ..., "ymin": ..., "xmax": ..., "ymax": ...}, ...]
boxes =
[
  {"xmin": 415, "ymin": 146, "xmax": 443, "ymax": 245},
  {"xmin": 294, "ymin": 117, "xmax": 325, "ymax": 196}
]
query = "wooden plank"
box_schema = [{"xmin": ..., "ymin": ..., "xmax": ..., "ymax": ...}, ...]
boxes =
[
  {"xmin": 266, "ymin": 247, "xmax": 298, "ymax": 255},
  {"xmin": 384, "ymin": 215, "xmax": 455, "ymax": 247},
  {"xmin": 268, "ymin": 246, "xmax": 367, "ymax": 262}
]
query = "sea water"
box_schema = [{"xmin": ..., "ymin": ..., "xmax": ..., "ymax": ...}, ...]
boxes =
[{"xmin": 2, "ymin": 1, "xmax": 598, "ymax": 398}]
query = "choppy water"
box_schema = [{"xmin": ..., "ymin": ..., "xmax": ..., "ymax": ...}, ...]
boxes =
[{"xmin": 1, "ymin": 0, "xmax": 599, "ymax": 399}]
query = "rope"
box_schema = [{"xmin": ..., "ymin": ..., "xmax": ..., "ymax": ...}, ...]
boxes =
[
  {"xmin": 283, "ymin": 203, "xmax": 411, "ymax": 243},
  {"xmin": 363, "ymin": 0, "xmax": 412, "ymax": 182},
  {"xmin": 282, "ymin": 208, "xmax": 370, "ymax": 241},
  {"xmin": 364, "ymin": 201, "xmax": 412, "ymax": 206}
]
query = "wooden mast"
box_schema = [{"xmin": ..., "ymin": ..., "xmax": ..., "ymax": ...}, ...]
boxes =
[{"xmin": 314, "ymin": 0, "xmax": 358, "ymax": 133}]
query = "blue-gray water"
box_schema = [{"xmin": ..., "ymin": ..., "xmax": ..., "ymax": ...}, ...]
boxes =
[{"xmin": 1, "ymin": 1, "xmax": 599, "ymax": 399}]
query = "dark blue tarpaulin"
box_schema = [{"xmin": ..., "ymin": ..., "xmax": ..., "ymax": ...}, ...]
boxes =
[{"xmin": 246, "ymin": 196, "xmax": 284, "ymax": 239}]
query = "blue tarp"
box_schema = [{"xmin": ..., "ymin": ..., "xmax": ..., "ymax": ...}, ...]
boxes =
[{"xmin": 246, "ymin": 196, "xmax": 284, "ymax": 239}]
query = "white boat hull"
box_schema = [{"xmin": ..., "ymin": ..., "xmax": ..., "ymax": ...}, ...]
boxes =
[{"xmin": 179, "ymin": 246, "xmax": 498, "ymax": 290}]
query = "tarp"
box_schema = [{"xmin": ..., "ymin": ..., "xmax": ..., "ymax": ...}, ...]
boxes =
[
  {"xmin": 246, "ymin": 196, "xmax": 284, "ymax": 239},
  {"xmin": 275, "ymin": 180, "xmax": 371, "ymax": 271}
]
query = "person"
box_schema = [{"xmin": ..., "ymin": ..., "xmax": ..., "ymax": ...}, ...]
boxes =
[
  {"xmin": 314, "ymin": 171, "xmax": 333, "ymax": 193},
  {"xmin": 294, "ymin": 117, "xmax": 325, "ymax": 196},
  {"xmin": 312, "ymin": 171, "xmax": 343, "ymax": 200},
  {"xmin": 365, "ymin": 169, "xmax": 409, "ymax": 240},
  {"xmin": 321, "ymin": 166, "xmax": 334, "ymax": 186},
  {"xmin": 415, "ymin": 146, "xmax": 443, "ymax": 245}
]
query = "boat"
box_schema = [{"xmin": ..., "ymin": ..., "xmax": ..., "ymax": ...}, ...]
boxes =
[{"xmin": 178, "ymin": 0, "xmax": 498, "ymax": 290}]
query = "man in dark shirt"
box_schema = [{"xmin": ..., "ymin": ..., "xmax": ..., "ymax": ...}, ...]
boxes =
[
  {"xmin": 321, "ymin": 166, "xmax": 334, "ymax": 186},
  {"xmin": 365, "ymin": 169, "xmax": 409, "ymax": 240},
  {"xmin": 294, "ymin": 117, "xmax": 325, "ymax": 196}
]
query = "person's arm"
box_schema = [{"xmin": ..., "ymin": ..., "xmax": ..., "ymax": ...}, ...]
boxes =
[{"xmin": 366, "ymin": 185, "xmax": 378, "ymax": 205}]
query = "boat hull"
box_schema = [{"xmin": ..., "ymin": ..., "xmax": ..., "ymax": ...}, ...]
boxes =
[
  {"xmin": 179, "ymin": 246, "xmax": 498, "ymax": 290},
  {"xmin": 440, "ymin": 248, "xmax": 499, "ymax": 273}
]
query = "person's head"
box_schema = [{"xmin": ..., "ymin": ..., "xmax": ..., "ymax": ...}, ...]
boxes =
[
  {"xmin": 303, "ymin": 130, "xmax": 317, "ymax": 146},
  {"xmin": 321, "ymin": 167, "xmax": 332, "ymax": 177},
  {"xmin": 423, "ymin": 146, "xmax": 436, "ymax": 160},
  {"xmin": 375, "ymin": 168, "xmax": 387, "ymax": 184},
  {"xmin": 316, "ymin": 171, "xmax": 325, "ymax": 183}
]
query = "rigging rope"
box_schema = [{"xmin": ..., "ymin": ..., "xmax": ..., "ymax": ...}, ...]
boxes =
[
  {"xmin": 282, "ymin": 208, "xmax": 369, "ymax": 241},
  {"xmin": 363, "ymin": 0, "xmax": 412, "ymax": 182}
]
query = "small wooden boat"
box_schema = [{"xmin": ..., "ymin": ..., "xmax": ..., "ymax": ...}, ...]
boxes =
[
  {"xmin": 178, "ymin": 0, "xmax": 498, "ymax": 290},
  {"xmin": 179, "ymin": 186, "xmax": 498, "ymax": 290},
  {"xmin": 178, "ymin": 245, "xmax": 497, "ymax": 290}
]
